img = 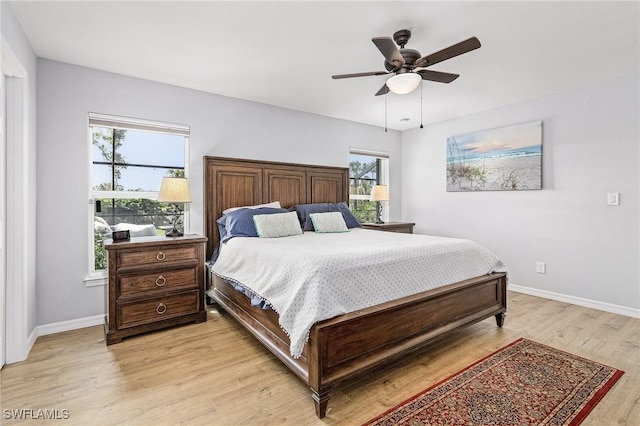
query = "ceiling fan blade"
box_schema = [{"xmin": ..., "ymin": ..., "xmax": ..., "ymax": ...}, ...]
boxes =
[
  {"xmin": 415, "ymin": 37, "xmax": 481, "ymax": 68},
  {"xmin": 375, "ymin": 84, "xmax": 389, "ymax": 96},
  {"xmin": 416, "ymin": 69, "xmax": 460, "ymax": 83},
  {"xmin": 372, "ymin": 37, "xmax": 405, "ymax": 67},
  {"xmin": 332, "ymin": 71, "xmax": 389, "ymax": 79}
]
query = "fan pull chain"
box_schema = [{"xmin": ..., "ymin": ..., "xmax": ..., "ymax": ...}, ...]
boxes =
[
  {"xmin": 384, "ymin": 94, "xmax": 388, "ymax": 133},
  {"xmin": 420, "ymin": 81, "xmax": 424, "ymax": 129}
]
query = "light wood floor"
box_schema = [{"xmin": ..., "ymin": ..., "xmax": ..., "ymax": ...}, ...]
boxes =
[{"xmin": 1, "ymin": 292, "xmax": 638, "ymax": 425}]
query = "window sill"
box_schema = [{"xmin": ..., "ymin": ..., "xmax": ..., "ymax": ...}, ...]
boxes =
[{"xmin": 84, "ymin": 272, "xmax": 107, "ymax": 287}]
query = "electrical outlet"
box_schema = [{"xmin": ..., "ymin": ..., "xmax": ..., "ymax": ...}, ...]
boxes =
[{"xmin": 536, "ymin": 262, "xmax": 546, "ymax": 274}]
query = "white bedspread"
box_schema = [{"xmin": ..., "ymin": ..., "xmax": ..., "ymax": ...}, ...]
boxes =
[{"xmin": 211, "ymin": 228, "xmax": 506, "ymax": 358}]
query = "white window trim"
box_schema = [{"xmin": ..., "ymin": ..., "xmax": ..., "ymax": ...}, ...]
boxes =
[
  {"xmin": 92, "ymin": 190, "xmax": 159, "ymax": 200},
  {"xmin": 349, "ymin": 194, "xmax": 371, "ymax": 201},
  {"xmin": 83, "ymin": 271, "xmax": 107, "ymax": 287},
  {"xmin": 88, "ymin": 112, "xmax": 189, "ymax": 136},
  {"xmin": 349, "ymin": 148, "xmax": 389, "ymax": 159},
  {"xmin": 85, "ymin": 115, "xmax": 190, "ymax": 287}
]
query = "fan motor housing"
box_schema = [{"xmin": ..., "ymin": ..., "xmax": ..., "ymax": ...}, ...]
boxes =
[{"xmin": 384, "ymin": 48, "xmax": 421, "ymax": 71}]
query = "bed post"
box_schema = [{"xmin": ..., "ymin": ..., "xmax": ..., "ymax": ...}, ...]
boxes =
[
  {"xmin": 311, "ymin": 388, "xmax": 331, "ymax": 418},
  {"xmin": 495, "ymin": 274, "xmax": 507, "ymax": 327},
  {"xmin": 308, "ymin": 327, "xmax": 332, "ymax": 418}
]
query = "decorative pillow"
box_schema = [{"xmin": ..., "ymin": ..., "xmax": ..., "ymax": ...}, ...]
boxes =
[
  {"xmin": 291, "ymin": 202, "xmax": 361, "ymax": 231},
  {"xmin": 309, "ymin": 212, "xmax": 349, "ymax": 233},
  {"xmin": 253, "ymin": 211, "xmax": 303, "ymax": 238},
  {"xmin": 217, "ymin": 207, "xmax": 288, "ymax": 243},
  {"xmin": 223, "ymin": 201, "xmax": 282, "ymax": 215}
]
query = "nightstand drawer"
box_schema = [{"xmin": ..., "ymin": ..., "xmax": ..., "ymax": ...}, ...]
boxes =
[
  {"xmin": 118, "ymin": 246, "xmax": 198, "ymax": 268},
  {"xmin": 119, "ymin": 268, "xmax": 197, "ymax": 296},
  {"xmin": 117, "ymin": 291, "xmax": 199, "ymax": 328}
]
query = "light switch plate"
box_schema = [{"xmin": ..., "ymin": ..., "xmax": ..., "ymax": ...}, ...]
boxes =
[{"xmin": 607, "ymin": 192, "xmax": 620, "ymax": 206}]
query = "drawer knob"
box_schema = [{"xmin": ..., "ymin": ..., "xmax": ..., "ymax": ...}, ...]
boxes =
[
  {"xmin": 156, "ymin": 303, "xmax": 167, "ymax": 315},
  {"xmin": 156, "ymin": 252, "xmax": 166, "ymax": 261},
  {"xmin": 155, "ymin": 275, "xmax": 166, "ymax": 287}
]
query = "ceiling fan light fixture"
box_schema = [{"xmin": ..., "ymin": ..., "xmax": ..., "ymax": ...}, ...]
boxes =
[{"xmin": 386, "ymin": 73, "xmax": 421, "ymax": 94}]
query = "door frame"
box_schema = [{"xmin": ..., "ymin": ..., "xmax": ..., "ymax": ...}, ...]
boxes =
[
  {"xmin": 1, "ymin": 36, "xmax": 32, "ymax": 364},
  {"xmin": 1, "ymin": 70, "xmax": 5, "ymax": 368}
]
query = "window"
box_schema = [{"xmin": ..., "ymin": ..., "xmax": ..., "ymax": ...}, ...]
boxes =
[
  {"xmin": 88, "ymin": 114, "xmax": 189, "ymax": 277},
  {"xmin": 349, "ymin": 150, "xmax": 389, "ymax": 223}
]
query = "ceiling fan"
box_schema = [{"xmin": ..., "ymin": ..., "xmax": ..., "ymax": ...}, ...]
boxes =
[{"xmin": 332, "ymin": 29, "xmax": 481, "ymax": 96}]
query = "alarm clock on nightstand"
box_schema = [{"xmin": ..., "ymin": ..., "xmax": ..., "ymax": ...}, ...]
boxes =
[{"xmin": 111, "ymin": 230, "xmax": 130, "ymax": 242}]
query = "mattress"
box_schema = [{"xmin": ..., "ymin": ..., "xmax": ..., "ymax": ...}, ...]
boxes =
[{"xmin": 210, "ymin": 228, "xmax": 506, "ymax": 357}]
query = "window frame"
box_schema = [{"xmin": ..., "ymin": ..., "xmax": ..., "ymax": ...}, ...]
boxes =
[
  {"xmin": 348, "ymin": 149, "xmax": 389, "ymax": 223},
  {"xmin": 85, "ymin": 114, "xmax": 190, "ymax": 286}
]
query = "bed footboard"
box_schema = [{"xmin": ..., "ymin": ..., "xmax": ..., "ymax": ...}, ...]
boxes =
[{"xmin": 307, "ymin": 273, "xmax": 506, "ymax": 417}]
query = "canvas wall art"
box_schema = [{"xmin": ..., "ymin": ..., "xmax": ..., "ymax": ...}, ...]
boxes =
[{"xmin": 446, "ymin": 121, "xmax": 542, "ymax": 191}]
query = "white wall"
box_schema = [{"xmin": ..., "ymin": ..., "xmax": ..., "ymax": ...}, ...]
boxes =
[
  {"xmin": 1, "ymin": 2, "xmax": 38, "ymax": 361},
  {"xmin": 400, "ymin": 74, "xmax": 639, "ymax": 313},
  {"xmin": 36, "ymin": 59, "xmax": 401, "ymax": 325}
]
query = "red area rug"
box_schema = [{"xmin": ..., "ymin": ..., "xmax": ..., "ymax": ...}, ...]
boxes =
[{"xmin": 364, "ymin": 338, "xmax": 623, "ymax": 426}]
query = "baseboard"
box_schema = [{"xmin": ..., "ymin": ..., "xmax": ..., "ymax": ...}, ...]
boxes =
[
  {"xmin": 37, "ymin": 314, "xmax": 105, "ymax": 337},
  {"xmin": 25, "ymin": 327, "xmax": 38, "ymax": 360},
  {"xmin": 508, "ymin": 283, "xmax": 640, "ymax": 318}
]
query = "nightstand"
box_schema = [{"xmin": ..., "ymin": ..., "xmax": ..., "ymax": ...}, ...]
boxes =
[
  {"xmin": 104, "ymin": 234, "xmax": 208, "ymax": 345},
  {"xmin": 360, "ymin": 221, "xmax": 415, "ymax": 234}
]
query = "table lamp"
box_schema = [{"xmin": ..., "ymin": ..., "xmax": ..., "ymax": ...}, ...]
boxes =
[
  {"xmin": 369, "ymin": 185, "xmax": 389, "ymax": 224},
  {"xmin": 158, "ymin": 177, "xmax": 191, "ymax": 237}
]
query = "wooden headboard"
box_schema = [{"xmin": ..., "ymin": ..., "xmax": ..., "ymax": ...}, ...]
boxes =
[{"xmin": 203, "ymin": 156, "xmax": 349, "ymax": 259}]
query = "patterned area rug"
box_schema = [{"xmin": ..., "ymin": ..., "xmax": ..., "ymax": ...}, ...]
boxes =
[{"xmin": 363, "ymin": 338, "xmax": 623, "ymax": 426}]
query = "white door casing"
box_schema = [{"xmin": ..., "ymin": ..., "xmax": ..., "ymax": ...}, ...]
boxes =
[
  {"xmin": 1, "ymin": 35, "xmax": 31, "ymax": 364},
  {"xmin": 1, "ymin": 72, "xmax": 6, "ymax": 368}
]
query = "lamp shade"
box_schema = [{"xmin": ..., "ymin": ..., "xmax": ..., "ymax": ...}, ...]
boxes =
[
  {"xmin": 369, "ymin": 185, "xmax": 390, "ymax": 202},
  {"xmin": 386, "ymin": 73, "xmax": 421, "ymax": 95},
  {"xmin": 158, "ymin": 177, "xmax": 192, "ymax": 203}
]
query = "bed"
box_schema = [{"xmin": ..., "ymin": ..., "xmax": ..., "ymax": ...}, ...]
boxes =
[{"xmin": 204, "ymin": 156, "xmax": 507, "ymax": 418}]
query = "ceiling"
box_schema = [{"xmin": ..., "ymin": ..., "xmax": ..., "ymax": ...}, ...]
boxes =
[{"xmin": 9, "ymin": 1, "xmax": 640, "ymax": 131}]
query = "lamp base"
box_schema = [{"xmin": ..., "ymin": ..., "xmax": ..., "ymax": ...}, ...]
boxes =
[
  {"xmin": 165, "ymin": 227, "xmax": 183, "ymax": 238},
  {"xmin": 374, "ymin": 201, "xmax": 384, "ymax": 225}
]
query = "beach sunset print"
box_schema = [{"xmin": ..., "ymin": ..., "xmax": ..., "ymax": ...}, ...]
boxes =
[{"xmin": 446, "ymin": 121, "xmax": 542, "ymax": 191}]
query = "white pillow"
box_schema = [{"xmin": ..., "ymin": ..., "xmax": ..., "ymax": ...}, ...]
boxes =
[
  {"xmin": 253, "ymin": 211, "xmax": 303, "ymax": 238},
  {"xmin": 223, "ymin": 201, "xmax": 281, "ymax": 215},
  {"xmin": 309, "ymin": 212, "xmax": 349, "ymax": 233}
]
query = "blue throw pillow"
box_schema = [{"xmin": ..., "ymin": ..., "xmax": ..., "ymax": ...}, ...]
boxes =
[
  {"xmin": 217, "ymin": 207, "xmax": 288, "ymax": 243},
  {"xmin": 216, "ymin": 222, "xmax": 227, "ymax": 245},
  {"xmin": 291, "ymin": 202, "xmax": 360, "ymax": 231},
  {"xmin": 332, "ymin": 202, "xmax": 361, "ymax": 229}
]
